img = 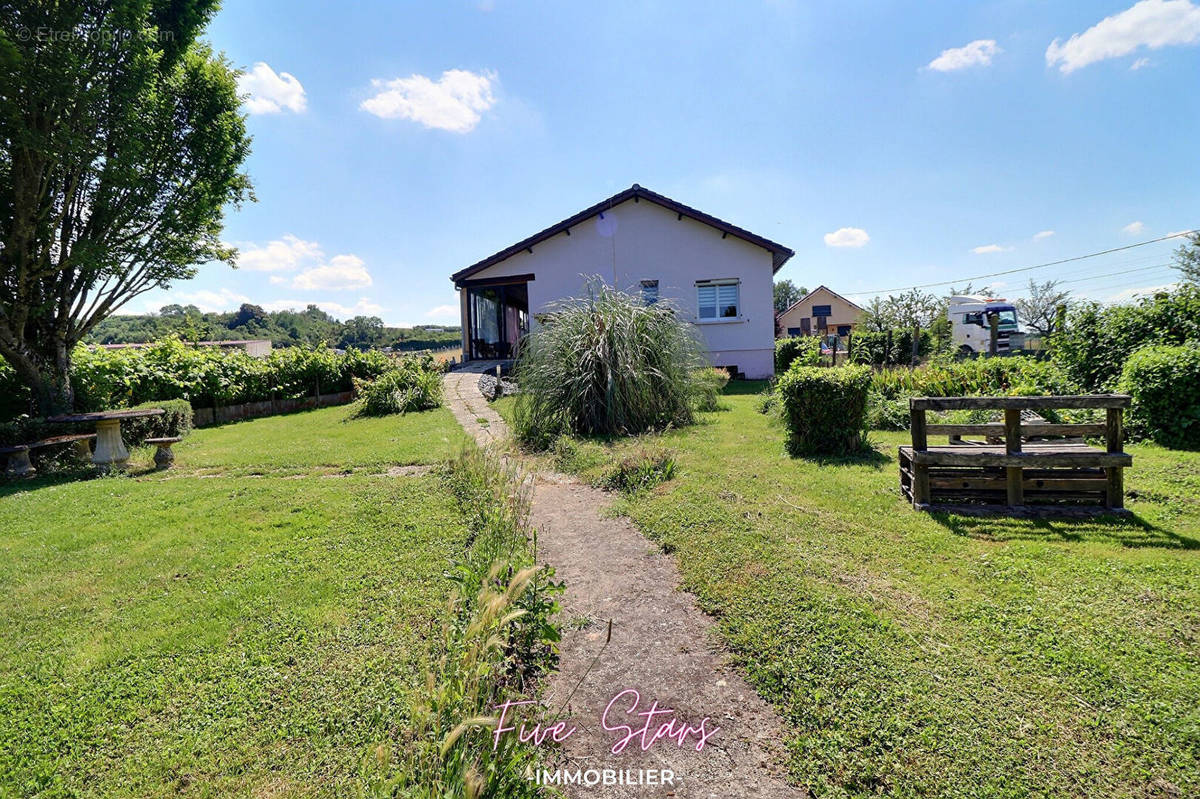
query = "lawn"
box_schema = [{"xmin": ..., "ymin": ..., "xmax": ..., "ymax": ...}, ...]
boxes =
[
  {"xmin": 508, "ymin": 385, "xmax": 1200, "ymax": 797},
  {"xmin": 162, "ymin": 403, "xmax": 468, "ymax": 475},
  {"xmin": 0, "ymin": 406, "xmax": 470, "ymax": 797}
]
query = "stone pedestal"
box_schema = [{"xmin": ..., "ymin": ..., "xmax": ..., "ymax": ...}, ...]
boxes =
[{"xmin": 92, "ymin": 419, "xmax": 129, "ymax": 469}]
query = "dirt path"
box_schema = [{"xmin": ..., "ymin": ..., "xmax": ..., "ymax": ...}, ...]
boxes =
[{"xmin": 443, "ymin": 370, "xmax": 800, "ymax": 797}]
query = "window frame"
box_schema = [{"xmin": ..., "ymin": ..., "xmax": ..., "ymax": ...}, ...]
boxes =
[{"xmin": 695, "ymin": 279, "xmax": 741, "ymax": 323}]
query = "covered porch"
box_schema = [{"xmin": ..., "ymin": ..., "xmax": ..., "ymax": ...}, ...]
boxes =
[{"xmin": 458, "ymin": 274, "xmax": 531, "ymax": 361}]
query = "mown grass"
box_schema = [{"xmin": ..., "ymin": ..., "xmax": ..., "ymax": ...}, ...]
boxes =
[
  {"xmin": 535, "ymin": 382, "xmax": 1200, "ymax": 797},
  {"xmin": 0, "ymin": 408, "xmax": 471, "ymax": 797},
  {"xmin": 162, "ymin": 403, "xmax": 468, "ymax": 475}
]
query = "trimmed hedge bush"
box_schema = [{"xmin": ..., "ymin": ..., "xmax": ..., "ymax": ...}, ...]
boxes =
[
  {"xmin": 1117, "ymin": 345, "xmax": 1200, "ymax": 449},
  {"xmin": 775, "ymin": 336, "xmax": 821, "ymax": 373},
  {"xmin": 122, "ymin": 400, "xmax": 195, "ymax": 447},
  {"xmin": 778, "ymin": 365, "xmax": 872, "ymax": 456}
]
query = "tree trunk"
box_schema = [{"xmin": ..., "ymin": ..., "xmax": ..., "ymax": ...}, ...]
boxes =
[{"xmin": 0, "ymin": 343, "xmax": 75, "ymax": 417}]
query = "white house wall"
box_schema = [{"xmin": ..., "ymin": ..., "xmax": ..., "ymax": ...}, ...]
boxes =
[{"xmin": 461, "ymin": 198, "xmax": 776, "ymax": 378}]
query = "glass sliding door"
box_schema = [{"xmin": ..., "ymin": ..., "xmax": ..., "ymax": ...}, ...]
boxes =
[{"xmin": 466, "ymin": 282, "xmax": 529, "ymax": 360}]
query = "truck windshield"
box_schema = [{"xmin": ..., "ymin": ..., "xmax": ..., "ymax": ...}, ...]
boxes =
[{"xmin": 996, "ymin": 310, "xmax": 1018, "ymax": 329}]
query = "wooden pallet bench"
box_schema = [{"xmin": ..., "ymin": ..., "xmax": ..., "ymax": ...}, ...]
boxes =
[{"xmin": 899, "ymin": 395, "xmax": 1131, "ymax": 515}]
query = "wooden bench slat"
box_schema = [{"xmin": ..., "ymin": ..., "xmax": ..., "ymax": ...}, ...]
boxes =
[
  {"xmin": 907, "ymin": 449, "xmax": 1132, "ymax": 468},
  {"xmin": 910, "ymin": 395, "xmax": 1130, "ymax": 411},
  {"xmin": 926, "ymin": 423, "xmax": 1107, "ymax": 437}
]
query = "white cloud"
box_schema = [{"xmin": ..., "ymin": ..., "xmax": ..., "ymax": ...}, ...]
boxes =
[
  {"xmin": 1104, "ymin": 282, "xmax": 1178, "ymax": 303},
  {"xmin": 1033, "ymin": 230, "xmax": 1056, "ymax": 240},
  {"xmin": 1046, "ymin": 0, "xmax": 1200, "ymax": 74},
  {"xmin": 971, "ymin": 244, "xmax": 1012, "ymax": 254},
  {"xmin": 1122, "ymin": 220, "xmax": 1146, "ymax": 234},
  {"xmin": 291, "ymin": 254, "xmax": 372, "ymax": 291},
  {"xmin": 238, "ymin": 62, "xmax": 307, "ymax": 114},
  {"xmin": 927, "ymin": 39, "xmax": 1001, "ymax": 71},
  {"xmin": 361, "ymin": 69, "xmax": 497, "ymax": 132},
  {"xmin": 235, "ymin": 235, "xmax": 323, "ymax": 272},
  {"xmin": 262, "ymin": 298, "xmax": 384, "ymax": 318},
  {"xmin": 1131, "ymin": 56, "xmax": 1152, "ymax": 69},
  {"xmin": 426, "ymin": 304, "xmax": 459, "ymax": 319},
  {"xmin": 823, "ymin": 227, "xmax": 870, "ymax": 248}
]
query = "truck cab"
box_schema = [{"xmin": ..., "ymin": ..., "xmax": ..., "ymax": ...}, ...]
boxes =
[{"xmin": 947, "ymin": 295, "xmax": 1023, "ymax": 356}]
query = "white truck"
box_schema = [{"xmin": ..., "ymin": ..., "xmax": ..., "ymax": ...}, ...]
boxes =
[{"xmin": 947, "ymin": 295, "xmax": 1024, "ymax": 356}]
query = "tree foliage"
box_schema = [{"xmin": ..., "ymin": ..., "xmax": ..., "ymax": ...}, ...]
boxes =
[
  {"xmin": 1174, "ymin": 231, "xmax": 1200, "ymax": 284},
  {"xmin": 0, "ymin": 0, "xmax": 252, "ymax": 413},
  {"xmin": 773, "ymin": 279, "xmax": 808, "ymax": 314},
  {"xmin": 1014, "ymin": 279, "xmax": 1072, "ymax": 337}
]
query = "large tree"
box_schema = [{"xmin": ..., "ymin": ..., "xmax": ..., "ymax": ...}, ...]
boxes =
[
  {"xmin": 1015, "ymin": 279, "xmax": 1072, "ymax": 338},
  {"xmin": 0, "ymin": 0, "xmax": 252, "ymax": 413},
  {"xmin": 773, "ymin": 279, "xmax": 807, "ymax": 315},
  {"xmin": 1173, "ymin": 231, "xmax": 1200, "ymax": 284}
]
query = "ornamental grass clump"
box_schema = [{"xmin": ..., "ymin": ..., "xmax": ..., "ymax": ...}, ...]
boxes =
[{"xmin": 511, "ymin": 282, "xmax": 708, "ymax": 449}]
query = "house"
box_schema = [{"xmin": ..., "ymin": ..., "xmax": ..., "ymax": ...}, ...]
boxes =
[
  {"xmin": 449, "ymin": 184, "xmax": 793, "ymax": 379},
  {"xmin": 776, "ymin": 285, "xmax": 863, "ymax": 339}
]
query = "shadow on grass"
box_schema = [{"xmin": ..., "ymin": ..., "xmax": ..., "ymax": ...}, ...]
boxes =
[
  {"xmin": 932, "ymin": 511, "xmax": 1200, "ymax": 550},
  {"xmin": 724, "ymin": 379, "xmax": 772, "ymax": 396},
  {"xmin": 788, "ymin": 446, "xmax": 891, "ymax": 470}
]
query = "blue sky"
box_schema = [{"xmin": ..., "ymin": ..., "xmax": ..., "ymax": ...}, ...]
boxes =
[{"xmin": 136, "ymin": 0, "xmax": 1200, "ymax": 325}]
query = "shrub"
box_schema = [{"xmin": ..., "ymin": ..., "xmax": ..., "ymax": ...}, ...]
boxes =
[
  {"xmin": 778, "ymin": 365, "xmax": 872, "ymax": 456},
  {"xmin": 1117, "ymin": 345, "xmax": 1200, "ymax": 449},
  {"xmin": 1055, "ymin": 285, "xmax": 1200, "ymax": 390},
  {"xmin": 511, "ymin": 282, "xmax": 706, "ymax": 449},
  {"xmin": 849, "ymin": 329, "xmax": 932, "ymax": 366},
  {"xmin": 354, "ymin": 355, "xmax": 443, "ymax": 417},
  {"xmin": 691, "ymin": 367, "xmax": 730, "ymax": 411},
  {"xmin": 122, "ymin": 400, "xmax": 195, "ymax": 447},
  {"xmin": 775, "ymin": 336, "xmax": 821, "ymax": 373},
  {"xmin": 869, "ymin": 356, "xmax": 1074, "ymax": 400},
  {"xmin": 599, "ymin": 447, "xmax": 679, "ymax": 494}
]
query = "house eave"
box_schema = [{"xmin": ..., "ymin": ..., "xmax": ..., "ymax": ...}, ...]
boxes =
[{"xmin": 451, "ymin": 183, "xmax": 794, "ymax": 286}]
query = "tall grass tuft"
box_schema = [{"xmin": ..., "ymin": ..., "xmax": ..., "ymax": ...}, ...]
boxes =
[
  {"xmin": 511, "ymin": 281, "xmax": 708, "ymax": 449},
  {"xmin": 365, "ymin": 448, "xmax": 561, "ymax": 797}
]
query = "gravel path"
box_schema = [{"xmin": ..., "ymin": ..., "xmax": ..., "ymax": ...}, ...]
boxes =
[{"xmin": 442, "ymin": 370, "xmax": 800, "ymax": 797}]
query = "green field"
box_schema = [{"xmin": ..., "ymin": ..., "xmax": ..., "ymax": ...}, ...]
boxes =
[
  {"xmin": 509, "ymin": 384, "xmax": 1200, "ymax": 797},
  {"xmin": 0, "ymin": 406, "xmax": 469, "ymax": 797}
]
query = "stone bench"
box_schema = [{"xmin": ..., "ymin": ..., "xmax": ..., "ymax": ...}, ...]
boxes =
[
  {"xmin": 145, "ymin": 436, "xmax": 183, "ymax": 469},
  {"xmin": 2, "ymin": 433, "xmax": 97, "ymax": 477}
]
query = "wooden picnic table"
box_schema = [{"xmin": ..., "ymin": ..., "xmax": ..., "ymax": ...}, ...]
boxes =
[{"xmin": 48, "ymin": 408, "xmax": 164, "ymax": 468}]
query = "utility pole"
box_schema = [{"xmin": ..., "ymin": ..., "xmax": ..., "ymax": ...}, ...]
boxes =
[{"xmin": 987, "ymin": 312, "xmax": 1000, "ymax": 357}]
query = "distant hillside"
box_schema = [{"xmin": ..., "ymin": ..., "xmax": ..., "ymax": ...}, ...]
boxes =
[{"xmin": 90, "ymin": 303, "xmax": 460, "ymax": 352}]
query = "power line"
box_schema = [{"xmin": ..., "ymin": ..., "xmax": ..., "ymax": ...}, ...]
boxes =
[{"xmin": 845, "ymin": 230, "xmax": 1195, "ymax": 297}]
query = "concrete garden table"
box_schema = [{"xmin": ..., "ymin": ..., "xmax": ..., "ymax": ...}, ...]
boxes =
[{"xmin": 48, "ymin": 408, "xmax": 164, "ymax": 469}]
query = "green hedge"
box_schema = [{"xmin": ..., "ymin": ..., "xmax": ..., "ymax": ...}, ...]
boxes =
[
  {"xmin": 778, "ymin": 365, "xmax": 871, "ymax": 456},
  {"xmin": 1054, "ymin": 285, "xmax": 1200, "ymax": 391},
  {"xmin": 122, "ymin": 400, "xmax": 195, "ymax": 447},
  {"xmin": 69, "ymin": 337, "xmax": 392, "ymax": 412},
  {"xmin": 775, "ymin": 337, "xmax": 821, "ymax": 373},
  {"xmin": 1117, "ymin": 345, "xmax": 1200, "ymax": 450}
]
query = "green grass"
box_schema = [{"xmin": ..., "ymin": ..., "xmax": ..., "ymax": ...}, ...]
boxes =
[
  {"xmin": 162, "ymin": 404, "xmax": 468, "ymax": 475},
  {"xmin": 0, "ymin": 408, "xmax": 471, "ymax": 797},
  {"xmin": 546, "ymin": 382, "xmax": 1200, "ymax": 798}
]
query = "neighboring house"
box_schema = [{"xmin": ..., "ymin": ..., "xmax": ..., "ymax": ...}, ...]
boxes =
[
  {"xmin": 99, "ymin": 339, "xmax": 273, "ymax": 357},
  {"xmin": 776, "ymin": 285, "xmax": 863, "ymax": 339},
  {"xmin": 450, "ymin": 184, "xmax": 793, "ymax": 379}
]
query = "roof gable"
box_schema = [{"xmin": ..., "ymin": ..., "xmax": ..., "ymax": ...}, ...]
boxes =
[
  {"xmin": 778, "ymin": 285, "xmax": 864, "ymax": 318},
  {"xmin": 451, "ymin": 184, "xmax": 794, "ymax": 285}
]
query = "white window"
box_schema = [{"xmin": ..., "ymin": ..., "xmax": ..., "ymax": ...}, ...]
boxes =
[{"xmin": 697, "ymin": 280, "xmax": 739, "ymax": 320}]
